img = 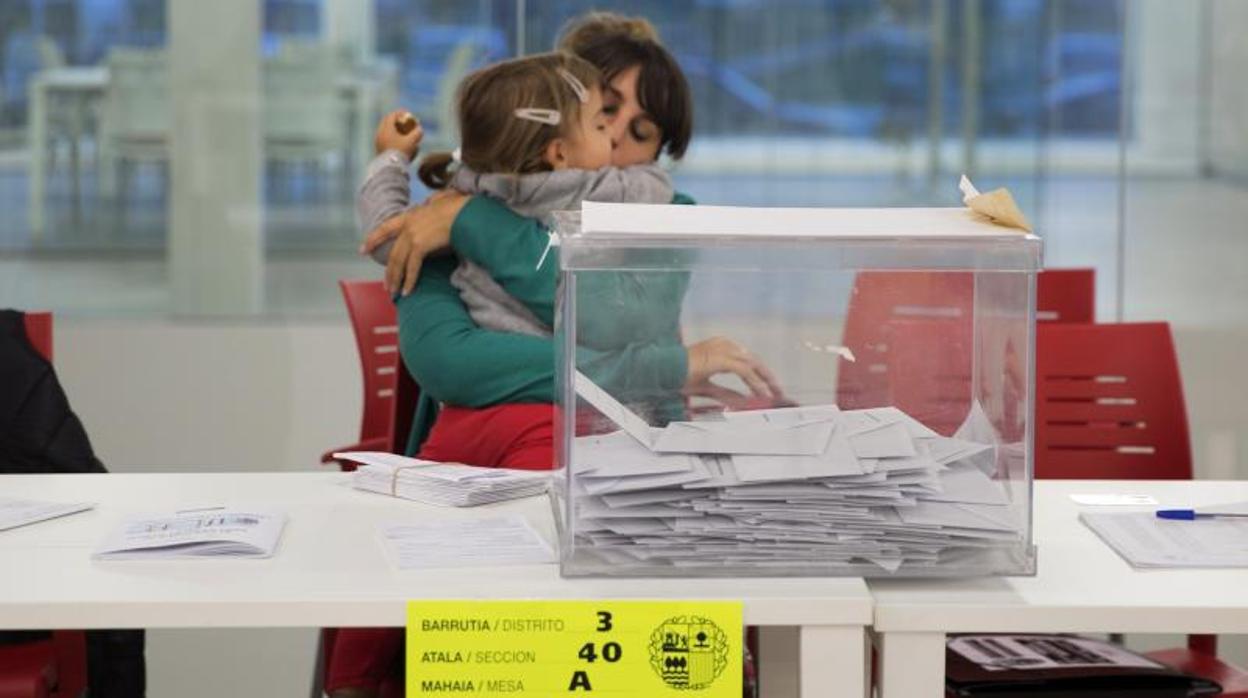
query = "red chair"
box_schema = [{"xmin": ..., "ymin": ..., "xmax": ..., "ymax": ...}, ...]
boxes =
[
  {"xmin": 1, "ymin": 312, "xmax": 88, "ymax": 698},
  {"xmin": 836, "ymin": 268, "xmax": 1095, "ymax": 434},
  {"xmin": 22, "ymin": 312, "xmax": 53, "ymax": 361},
  {"xmin": 321, "ymin": 281, "xmax": 402, "ymax": 471},
  {"xmin": 1037, "ymin": 268, "xmax": 1095, "ymax": 323},
  {"xmin": 1035, "ymin": 321, "xmax": 1248, "ymax": 696},
  {"xmin": 836, "ymin": 272, "xmax": 974, "ymax": 435},
  {"xmin": 1035, "ymin": 322, "xmax": 1191, "ymax": 480},
  {"xmin": 315, "ymin": 286, "xmax": 419, "ymax": 698}
]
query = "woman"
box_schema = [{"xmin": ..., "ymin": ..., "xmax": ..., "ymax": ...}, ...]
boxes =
[{"xmin": 361, "ymin": 12, "xmax": 778, "ymax": 465}]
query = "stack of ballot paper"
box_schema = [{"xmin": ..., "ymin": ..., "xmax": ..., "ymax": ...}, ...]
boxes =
[
  {"xmin": 340, "ymin": 452, "xmax": 550, "ymax": 507},
  {"xmin": 568, "ymin": 372, "xmax": 1023, "ymax": 574},
  {"xmin": 94, "ymin": 508, "xmax": 286, "ymax": 559}
]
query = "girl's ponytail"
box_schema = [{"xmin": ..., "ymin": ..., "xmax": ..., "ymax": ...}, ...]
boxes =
[{"xmin": 418, "ymin": 152, "xmax": 455, "ymax": 190}]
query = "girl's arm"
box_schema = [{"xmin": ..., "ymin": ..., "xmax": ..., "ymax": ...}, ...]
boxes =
[{"xmin": 356, "ymin": 150, "xmax": 413, "ymax": 266}]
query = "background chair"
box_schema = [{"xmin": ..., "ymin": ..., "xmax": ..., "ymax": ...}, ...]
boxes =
[
  {"xmin": 1035, "ymin": 321, "xmax": 1248, "ymax": 696},
  {"xmin": 1037, "ymin": 267, "xmax": 1095, "ymax": 322},
  {"xmin": 835, "ymin": 271, "xmax": 974, "ymax": 434},
  {"xmin": 1035, "ymin": 322, "xmax": 1191, "ymax": 480},
  {"xmin": 97, "ymin": 47, "xmax": 169, "ymax": 211},
  {"xmin": 264, "ymin": 41, "xmax": 350, "ymax": 199},
  {"xmin": 0, "ymin": 311, "xmax": 88, "ymax": 698},
  {"xmin": 314, "ymin": 282, "xmax": 417, "ymax": 697},
  {"xmin": 836, "ymin": 268, "xmax": 1096, "ymax": 434},
  {"xmin": 321, "ymin": 280, "xmax": 401, "ymax": 471}
]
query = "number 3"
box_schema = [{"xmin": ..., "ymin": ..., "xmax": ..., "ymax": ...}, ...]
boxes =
[{"xmin": 596, "ymin": 611, "xmax": 613, "ymax": 632}]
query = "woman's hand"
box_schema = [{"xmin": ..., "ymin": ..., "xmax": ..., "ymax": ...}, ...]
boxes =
[
  {"xmin": 360, "ymin": 192, "xmax": 470, "ymax": 295},
  {"xmin": 683, "ymin": 337, "xmax": 786, "ymax": 409}
]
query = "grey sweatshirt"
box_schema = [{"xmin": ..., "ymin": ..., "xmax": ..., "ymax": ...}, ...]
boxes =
[{"xmin": 356, "ymin": 151, "xmax": 674, "ymax": 337}]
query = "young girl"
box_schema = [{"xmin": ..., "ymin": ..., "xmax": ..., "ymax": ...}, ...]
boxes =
[
  {"xmin": 325, "ymin": 52, "xmax": 699, "ymax": 698},
  {"xmin": 362, "ymin": 51, "xmax": 677, "ymax": 337},
  {"xmin": 359, "ymin": 50, "xmax": 706, "ymax": 442}
]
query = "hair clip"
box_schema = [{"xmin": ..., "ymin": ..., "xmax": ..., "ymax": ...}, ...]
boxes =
[
  {"xmin": 514, "ymin": 108, "xmax": 561, "ymax": 126},
  {"xmin": 557, "ymin": 68, "xmax": 589, "ymax": 103}
]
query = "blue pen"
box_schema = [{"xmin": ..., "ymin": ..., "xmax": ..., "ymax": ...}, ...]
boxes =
[{"xmin": 1156, "ymin": 509, "xmax": 1248, "ymax": 521}]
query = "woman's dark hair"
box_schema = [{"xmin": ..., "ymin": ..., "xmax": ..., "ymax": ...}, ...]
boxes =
[{"xmin": 557, "ymin": 12, "xmax": 693, "ymax": 160}]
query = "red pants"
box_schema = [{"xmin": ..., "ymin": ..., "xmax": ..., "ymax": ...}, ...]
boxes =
[{"xmin": 324, "ymin": 403, "xmax": 554, "ymax": 693}]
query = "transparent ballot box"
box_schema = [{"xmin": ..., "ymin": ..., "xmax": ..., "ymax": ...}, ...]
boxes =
[{"xmin": 552, "ymin": 202, "xmax": 1041, "ymax": 578}]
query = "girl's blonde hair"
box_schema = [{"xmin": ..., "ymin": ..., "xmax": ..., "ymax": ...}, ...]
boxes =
[{"xmin": 418, "ymin": 52, "xmax": 602, "ymax": 189}]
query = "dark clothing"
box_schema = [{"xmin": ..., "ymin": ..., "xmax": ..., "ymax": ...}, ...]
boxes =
[{"xmin": 0, "ymin": 309, "xmax": 145, "ymax": 697}]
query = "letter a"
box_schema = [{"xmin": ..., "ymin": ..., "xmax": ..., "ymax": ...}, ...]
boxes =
[{"xmin": 568, "ymin": 670, "xmax": 592, "ymax": 691}]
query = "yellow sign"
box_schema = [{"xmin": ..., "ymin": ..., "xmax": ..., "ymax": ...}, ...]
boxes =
[{"xmin": 407, "ymin": 600, "xmax": 742, "ymax": 696}]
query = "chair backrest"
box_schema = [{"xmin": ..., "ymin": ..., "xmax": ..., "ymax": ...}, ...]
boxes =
[
  {"xmin": 835, "ymin": 271, "xmax": 974, "ymax": 434},
  {"xmin": 339, "ymin": 280, "xmax": 400, "ymax": 455},
  {"xmin": 836, "ymin": 268, "xmax": 1095, "ymax": 431},
  {"xmin": 1037, "ymin": 268, "xmax": 1095, "ymax": 323},
  {"xmin": 23, "ymin": 311, "xmax": 53, "ymax": 361},
  {"xmin": 103, "ymin": 47, "xmax": 169, "ymax": 143},
  {"xmin": 1035, "ymin": 322, "xmax": 1192, "ymax": 479}
]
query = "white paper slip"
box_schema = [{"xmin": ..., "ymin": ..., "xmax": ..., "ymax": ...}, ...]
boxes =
[
  {"xmin": 0, "ymin": 497, "xmax": 94, "ymax": 532},
  {"xmin": 1080, "ymin": 509, "xmax": 1248, "ymax": 568},
  {"xmin": 1070, "ymin": 494, "xmax": 1159, "ymax": 506},
  {"xmin": 382, "ymin": 515, "xmax": 555, "ymax": 570},
  {"xmin": 94, "ymin": 508, "xmax": 286, "ymax": 560}
]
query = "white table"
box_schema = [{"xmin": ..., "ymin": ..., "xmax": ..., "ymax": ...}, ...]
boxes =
[
  {"xmin": 0, "ymin": 472, "xmax": 873, "ymax": 697},
  {"xmin": 869, "ymin": 479, "xmax": 1248, "ymax": 698}
]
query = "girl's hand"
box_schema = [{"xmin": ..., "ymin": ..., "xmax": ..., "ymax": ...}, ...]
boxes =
[
  {"xmin": 374, "ymin": 109, "xmax": 423, "ymax": 160},
  {"xmin": 683, "ymin": 337, "xmax": 786, "ymax": 408},
  {"xmin": 360, "ymin": 193, "xmax": 470, "ymax": 295}
]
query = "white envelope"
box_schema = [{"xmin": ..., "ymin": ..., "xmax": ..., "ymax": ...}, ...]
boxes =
[
  {"xmin": 652, "ymin": 419, "xmax": 834, "ymax": 456},
  {"xmin": 848, "ymin": 421, "xmax": 918, "ymax": 459}
]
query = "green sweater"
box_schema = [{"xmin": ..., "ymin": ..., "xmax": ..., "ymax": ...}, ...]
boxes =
[{"xmin": 397, "ymin": 193, "xmax": 694, "ymax": 454}]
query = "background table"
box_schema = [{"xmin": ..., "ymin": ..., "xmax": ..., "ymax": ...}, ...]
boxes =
[
  {"xmin": 0, "ymin": 472, "xmax": 872, "ymax": 697},
  {"xmin": 26, "ymin": 64, "xmax": 395, "ymax": 239},
  {"xmin": 869, "ymin": 479, "xmax": 1248, "ymax": 698}
]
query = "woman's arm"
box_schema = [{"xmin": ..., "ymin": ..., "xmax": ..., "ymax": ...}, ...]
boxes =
[{"xmin": 397, "ymin": 255, "xmax": 687, "ymax": 408}]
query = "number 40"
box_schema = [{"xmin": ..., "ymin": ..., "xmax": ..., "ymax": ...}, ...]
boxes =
[{"xmin": 578, "ymin": 642, "xmax": 622, "ymax": 663}]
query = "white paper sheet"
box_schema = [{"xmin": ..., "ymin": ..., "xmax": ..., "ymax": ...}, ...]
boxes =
[
  {"xmin": 1070, "ymin": 494, "xmax": 1159, "ymax": 506},
  {"xmin": 1080, "ymin": 508, "xmax": 1248, "ymax": 568},
  {"xmin": 0, "ymin": 497, "xmax": 94, "ymax": 532},
  {"xmin": 382, "ymin": 515, "xmax": 555, "ymax": 570}
]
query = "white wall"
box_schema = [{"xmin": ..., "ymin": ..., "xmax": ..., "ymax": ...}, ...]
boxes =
[
  {"xmin": 57, "ymin": 321, "xmax": 359, "ymax": 475},
  {"xmin": 56, "ymin": 320, "xmax": 359, "ymax": 698}
]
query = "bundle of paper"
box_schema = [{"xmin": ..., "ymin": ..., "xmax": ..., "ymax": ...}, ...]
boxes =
[
  {"xmin": 339, "ymin": 451, "xmax": 550, "ymax": 507},
  {"xmin": 94, "ymin": 508, "xmax": 286, "ymax": 559},
  {"xmin": 571, "ymin": 373, "xmax": 1022, "ymax": 574}
]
